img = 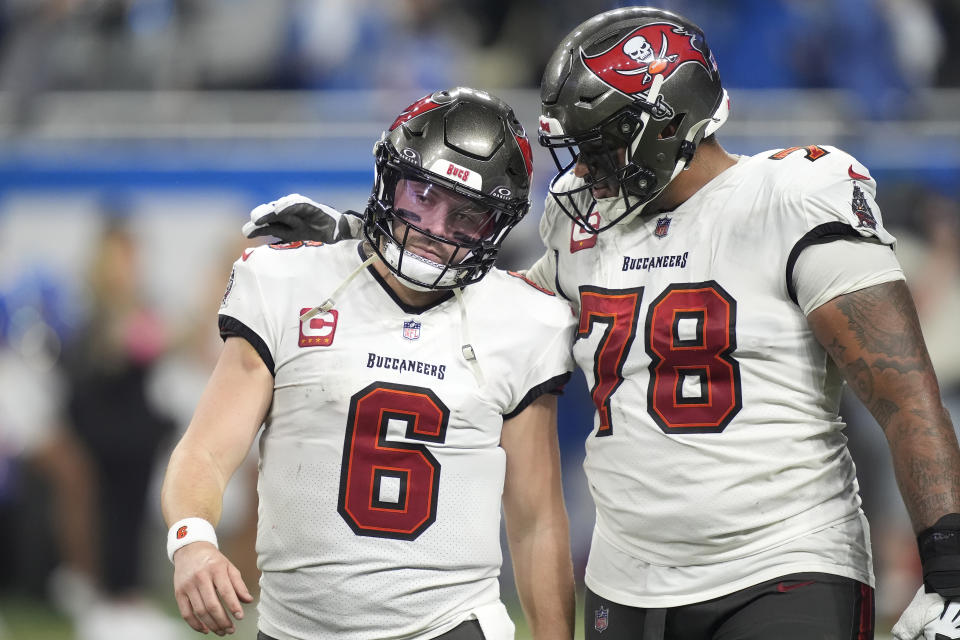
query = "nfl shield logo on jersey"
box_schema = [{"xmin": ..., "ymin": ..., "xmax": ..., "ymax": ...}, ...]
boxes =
[
  {"xmin": 654, "ymin": 216, "xmax": 672, "ymax": 238},
  {"xmin": 594, "ymin": 605, "xmax": 609, "ymax": 632},
  {"xmin": 402, "ymin": 320, "xmax": 421, "ymax": 340}
]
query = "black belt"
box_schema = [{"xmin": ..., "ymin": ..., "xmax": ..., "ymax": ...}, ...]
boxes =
[{"xmin": 258, "ymin": 618, "xmax": 485, "ymax": 640}]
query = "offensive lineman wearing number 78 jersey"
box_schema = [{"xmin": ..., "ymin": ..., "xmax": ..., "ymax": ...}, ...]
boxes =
[{"xmin": 527, "ymin": 7, "xmax": 960, "ymax": 639}]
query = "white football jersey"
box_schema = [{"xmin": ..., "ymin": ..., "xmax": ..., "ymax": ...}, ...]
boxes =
[
  {"xmin": 218, "ymin": 240, "xmax": 575, "ymax": 640},
  {"xmin": 533, "ymin": 145, "xmax": 899, "ymax": 605}
]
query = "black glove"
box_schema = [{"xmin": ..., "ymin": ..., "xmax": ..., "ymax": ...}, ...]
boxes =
[
  {"xmin": 242, "ymin": 194, "xmax": 359, "ymax": 243},
  {"xmin": 920, "ymin": 513, "xmax": 960, "ymax": 598}
]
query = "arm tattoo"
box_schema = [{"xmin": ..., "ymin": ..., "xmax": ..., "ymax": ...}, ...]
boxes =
[
  {"xmin": 843, "ymin": 358, "xmax": 874, "ymax": 402},
  {"xmin": 827, "ymin": 337, "xmax": 847, "ymax": 360},
  {"xmin": 872, "ymin": 357, "xmax": 925, "ymax": 375},
  {"xmin": 834, "ymin": 283, "xmax": 924, "ymax": 359},
  {"xmin": 870, "ymin": 398, "xmax": 899, "ymax": 429},
  {"xmin": 821, "ymin": 281, "xmax": 960, "ymax": 527}
]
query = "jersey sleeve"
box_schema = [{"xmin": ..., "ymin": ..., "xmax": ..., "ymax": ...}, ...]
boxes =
[
  {"xmin": 218, "ymin": 251, "xmax": 279, "ymax": 375},
  {"xmin": 523, "ymin": 248, "xmax": 558, "ymax": 295},
  {"xmin": 502, "ymin": 298, "xmax": 576, "ymax": 420},
  {"xmin": 527, "ymin": 176, "xmax": 583, "ymax": 301},
  {"xmin": 793, "ymin": 237, "xmax": 905, "ymax": 315},
  {"xmin": 801, "ymin": 157, "xmax": 896, "ymax": 246},
  {"xmin": 783, "ymin": 149, "xmax": 898, "ymax": 305}
]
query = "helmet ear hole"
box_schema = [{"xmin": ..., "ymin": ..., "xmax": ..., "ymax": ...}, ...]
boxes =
[{"xmin": 658, "ymin": 113, "xmax": 686, "ymax": 140}]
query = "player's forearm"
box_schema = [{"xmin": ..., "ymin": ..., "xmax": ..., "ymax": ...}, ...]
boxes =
[
  {"xmin": 160, "ymin": 336, "xmax": 272, "ymax": 527},
  {"xmin": 809, "ymin": 280, "xmax": 960, "ymax": 530},
  {"xmin": 883, "ymin": 403, "xmax": 960, "ymax": 531},
  {"xmin": 506, "ymin": 512, "xmax": 576, "ymax": 640},
  {"xmin": 160, "ymin": 438, "xmax": 231, "ymax": 526},
  {"xmin": 501, "ymin": 394, "xmax": 575, "ymax": 637}
]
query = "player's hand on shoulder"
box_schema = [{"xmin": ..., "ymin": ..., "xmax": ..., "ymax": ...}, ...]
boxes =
[
  {"xmin": 242, "ymin": 193, "xmax": 358, "ymax": 243},
  {"xmin": 892, "ymin": 587, "xmax": 960, "ymax": 640},
  {"xmin": 172, "ymin": 541, "xmax": 253, "ymax": 635}
]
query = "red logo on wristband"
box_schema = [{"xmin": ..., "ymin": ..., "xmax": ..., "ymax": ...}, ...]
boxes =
[{"xmin": 177, "ymin": 526, "xmax": 188, "ymax": 539}]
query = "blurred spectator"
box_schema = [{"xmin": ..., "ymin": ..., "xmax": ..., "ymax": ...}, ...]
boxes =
[
  {"xmin": 879, "ymin": 0, "xmax": 944, "ymax": 92},
  {"xmin": 2, "ymin": 0, "xmax": 954, "ymax": 113},
  {"xmin": 0, "ymin": 269, "xmax": 98, "ymax": 617},
  {"xmin": 61, "ymin": 220, "xmax": 180, "ymax": 640},
  {"xmin": 286, "ymin": 0, "xmax": 475, "ymax": 90},
  {"xmin": 174, "ymin": 0, "xmax": 287, "ymax": 89},
  {"xmin": 0, "ymin": 0, "xmax": 77, "ymax": 126},
  {"xmin": 892, "ymin": 191, "xmax": 960, "ymax": 396},
  {"xmin": 659, "ymin": 0, "xmax": 913, "ymax": 118},
  {"xmin": 932, "ymin": 0, "xmax": 960, "ymax": 87}
]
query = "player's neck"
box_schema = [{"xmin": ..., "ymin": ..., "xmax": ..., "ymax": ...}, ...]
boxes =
[
  {"xmin": 371, "ymin": 259, "xmax": 448, "ymax": 307},
  {"xmin": 654, "ymin": 141, "xmax": 738, "ymax": 212}
]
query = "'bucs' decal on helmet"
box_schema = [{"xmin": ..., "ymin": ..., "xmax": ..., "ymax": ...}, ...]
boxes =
[
  {"xmin": 581, "ymin": 23, "xmax": 710, "ymax": 98},
  {"xmin": 389, "ymin": 94, "xmax": 443, "ymax": 131}
]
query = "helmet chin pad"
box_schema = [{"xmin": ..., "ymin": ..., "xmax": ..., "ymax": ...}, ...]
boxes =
[{"xmin": 382, "ymin": 240, "xmax": 467, "ymax": 291}]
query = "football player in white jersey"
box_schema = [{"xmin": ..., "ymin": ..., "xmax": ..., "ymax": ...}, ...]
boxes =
[
  {"xmin": 160, "ymin": 87, "xmax": 577, "ymax": 640},
  {"xmin": 529, "ymin": 8, "xmax": 960, "ymax": 640},
  {"xmin": 240, "ymin": 9, "xmax": 960, "ymax": 640}
]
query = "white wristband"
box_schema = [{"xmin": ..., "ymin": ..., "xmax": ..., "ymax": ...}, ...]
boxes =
[{"xmin": 167, "ymin": 517, "xmax": 218, "ymax": 563}]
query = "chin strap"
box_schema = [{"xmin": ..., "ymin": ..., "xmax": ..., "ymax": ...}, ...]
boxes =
[
  {"xmin": 300, "ymin": 253, "xmax": 378, "ymax": 322},
  {"xmin": 453, "ymin": 286, "xmax": 485, "ymax": 387},
  {"xmin": 629, "ymin": 74, "xmax": 664, "ymax": 160}
]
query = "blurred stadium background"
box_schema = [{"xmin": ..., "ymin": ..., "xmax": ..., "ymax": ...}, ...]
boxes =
[{"xmin": 1, "ymin": 0, "xmax": 959, "ymax": 638}]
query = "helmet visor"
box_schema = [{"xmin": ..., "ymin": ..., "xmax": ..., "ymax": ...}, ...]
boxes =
[{"xmin": 393, "ymin": 178, "xmax": 500, "ymax": 246}]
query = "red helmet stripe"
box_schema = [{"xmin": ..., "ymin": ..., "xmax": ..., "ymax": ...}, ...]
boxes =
[
  {"xmin": 515, "ymin": 134, "xmax": 533, "ymax": 178},
  {"xmin": 389, "ymin": 94, "xmax": 443, "ymax": 131}
]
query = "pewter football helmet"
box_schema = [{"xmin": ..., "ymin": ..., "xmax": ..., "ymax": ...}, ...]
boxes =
[
  {"xmin": 365, "ymin": 87, "xmax": 533, "ymax": 290},
  {"xmin": 539, "ymin": 7, "xmax": 729, "ymax": 232}
]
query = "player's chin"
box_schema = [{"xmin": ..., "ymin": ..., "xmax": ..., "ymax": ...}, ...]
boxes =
[
  {"xmin": 404, "ymin": 245, "xmax": 450, "ymax": 266},
  {"xmin": 590, "ymin": 180, "xmax": 619, "ymax": 200}
]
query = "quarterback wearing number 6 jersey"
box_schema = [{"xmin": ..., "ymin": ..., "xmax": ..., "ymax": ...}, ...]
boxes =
[
  {"xmin": 219, "ymin": 240, "xmax": 574, "ymax": 640},
  {"xmin": 161, "ymin": 88, "xmax": 577, "ymax": 640}
]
